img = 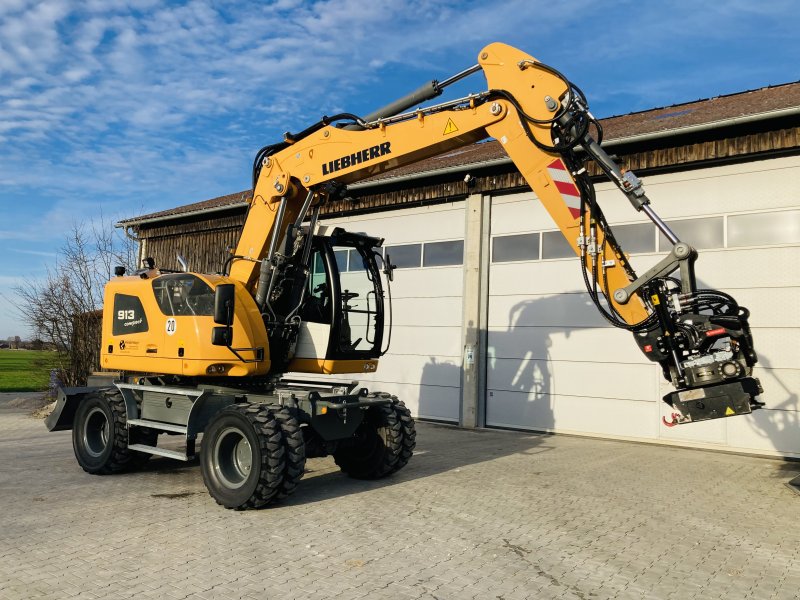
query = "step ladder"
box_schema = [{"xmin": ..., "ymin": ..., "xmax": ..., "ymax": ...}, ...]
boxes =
[{"xmin": 116, "ymin": 383, "xmax": 208, "ymax": 461}]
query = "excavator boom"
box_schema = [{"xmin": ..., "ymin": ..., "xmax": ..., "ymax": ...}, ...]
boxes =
[{"xmin": 225, "ymin": 43, "xmax": 762, "ymax": 425}]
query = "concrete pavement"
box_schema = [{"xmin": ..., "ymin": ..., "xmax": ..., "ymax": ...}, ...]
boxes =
[{"xmin": 1, "ymin": 393, "xmax": 799, "ymax": 599}]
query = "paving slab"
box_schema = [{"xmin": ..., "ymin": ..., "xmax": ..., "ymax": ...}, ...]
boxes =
[{"xmin": 1, "ymin": 393, "xmax": 799, "ymax": 599}]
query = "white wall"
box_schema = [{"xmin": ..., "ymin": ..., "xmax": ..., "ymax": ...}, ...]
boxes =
[
  {"xmin": 486, "ymin": 155, "xmax": 800, "ymax": 457},
  {"xmin": 288, "ymin": 155, "xmax": 800, "ymax": 457}
]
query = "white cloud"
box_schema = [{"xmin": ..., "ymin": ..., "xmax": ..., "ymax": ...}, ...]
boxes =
[
  {"xmin": 8, "ymin": 249, "xmax": 59, "ymax": 258},
  {"xmin": 0, "ymin": 0, "xmax": 797, "ymax": 335},
  {"xmin": 0, "ymin": 2, "xmax": 792, "ymax": 196}
]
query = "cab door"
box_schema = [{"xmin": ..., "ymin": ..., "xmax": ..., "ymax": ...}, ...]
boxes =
[
  {"xmin": 292, "ymin": 248, "xmax": 334, "ymax": 362},
  {"xmin": 329, "ymin": 242, "xmax": 384, "ymax": 359},
  {"xmin": 289, "ymin": 235, "xmax": 386, "ymax": 374}
]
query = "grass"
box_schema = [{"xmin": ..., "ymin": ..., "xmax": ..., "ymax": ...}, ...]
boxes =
[{"xmin": 0, "ymin": 350, "xmax": 64, "ymax": 393}]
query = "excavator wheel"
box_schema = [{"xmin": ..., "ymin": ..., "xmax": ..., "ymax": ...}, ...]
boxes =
[
  {"xmin": 389, "ymin": 399, "xmax": 416, "ymax": 474},
  {"xmin": 333, "ymin": 399, "xmax": 402, "ymax": 480},
  {"xmin": 273, "ymin": 406, "xmax": 306, "ymax": 499},
  {"xmin": 72, "ymin": 389, "xmax": 156, "ymax": 475},
  {"xmin": 200, "ymin": 403, "xmax": 285, "ymax": 510}
]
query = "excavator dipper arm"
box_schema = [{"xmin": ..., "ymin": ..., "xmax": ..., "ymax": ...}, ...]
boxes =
[{"xmin": 230, "ymin": 42, "xmax": 762, "ymax": 425}]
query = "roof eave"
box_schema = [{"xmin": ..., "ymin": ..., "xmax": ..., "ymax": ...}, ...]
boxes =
[
  {"xmin": 353, "ymin": 105, "xmax": 800, "ymax": 189},
  {"xmin": 116, "ymin": 200, "xmax": 249, "ymax": 229},
  {"xmin": 117, "ymin": 104, "xmax": 800, "ymax": 228}
]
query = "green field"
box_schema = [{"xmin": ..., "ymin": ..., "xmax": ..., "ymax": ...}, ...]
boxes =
[{"xmin": 0, "ymin": 350, "xmax": 64, "ymax": 392}]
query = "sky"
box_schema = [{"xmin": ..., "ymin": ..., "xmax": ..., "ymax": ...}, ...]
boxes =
[{"xmin": 0, "ymin": 0, "xmax": 798, "ymax": 339}]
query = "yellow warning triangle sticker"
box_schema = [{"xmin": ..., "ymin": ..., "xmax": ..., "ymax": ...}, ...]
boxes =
[
  {"xmin": 443, "ymin": 118, "xmax": 459, "ymax": 135},
  {"xmin": 725, "ymin": 407, "xmax": 735, "ymax": 416}
]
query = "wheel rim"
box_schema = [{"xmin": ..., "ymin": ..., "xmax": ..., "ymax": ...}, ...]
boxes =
[
  {"xmin": 348, "ymin": 427, "xmax": 383, "ymax": 464},
  {"xmin": 213, "ymin": 427, "xmax": 253, "ymax": 489},
  {"xmin": 83, "ymin": 407, "xmax": 110, "ymax": 458}
]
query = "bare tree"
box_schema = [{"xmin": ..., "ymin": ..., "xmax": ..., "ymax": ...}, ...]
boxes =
[{"xmin": 13, "ymin": 216, "xmax": 138, "ymax": 386}]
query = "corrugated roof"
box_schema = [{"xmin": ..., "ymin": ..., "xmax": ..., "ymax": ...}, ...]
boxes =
[
  {"xmin": 120, "ymin": 81, "xmax": 800, "ymax": 226},
  {"xmin": 601, "ymin": 81, "xmax": 800, "ymax": 139},
  {"xmin": 120, "ymin": 190, "xmax": 251, "ymax": 225}
]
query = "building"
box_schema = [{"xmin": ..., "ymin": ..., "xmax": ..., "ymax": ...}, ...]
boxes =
[{"xmin": 118, "ymin": 82, "xmax": 800, "ymax": 458}]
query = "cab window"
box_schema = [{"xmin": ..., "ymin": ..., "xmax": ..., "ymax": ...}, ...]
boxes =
[
  {"xmin": 335, "ymin": 245, "xmax": 379, "ymax": 353},
  {"xmin": 301, "ymin": 251, "xmax": 332, "ymax": 324},
  {"xmin": 152, "ymin": 274, "xmax": 215, "ymax": 316}
]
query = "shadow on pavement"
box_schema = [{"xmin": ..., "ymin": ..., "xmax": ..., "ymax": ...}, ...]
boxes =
[
  {"xmin": 279, "ymin": 423, "xmax": 554, "ymax": 508},
  {"xmin": 86, "ymin": 421, "xmax": 552, "ymax": 508}
]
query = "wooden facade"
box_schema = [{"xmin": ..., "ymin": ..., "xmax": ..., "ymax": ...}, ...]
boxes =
[{"xmin": 137, "ymin": 212, "xmax": 246, "ymax": 275}]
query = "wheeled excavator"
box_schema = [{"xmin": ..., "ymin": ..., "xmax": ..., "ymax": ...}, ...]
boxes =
[{"xmin": 46, "ymin": 43, "xmax": 763, "ymax": 509}]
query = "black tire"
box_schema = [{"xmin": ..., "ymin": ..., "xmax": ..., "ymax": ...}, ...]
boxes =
[
  {"xmin": 200, "ymin": 404, "xmax": 285, "ymax": 509},
  {"xmin": 333, "ymin": 400, "xmax": 402, "ymax": 480},
  {"xmin": 273, "ymin": 407, "xmax": 306, "ymax": 499},
  {"xmin": 72, "ymin": 389, "xmax": 156, "ymax": 474},
  {"xmin": 389, "ymin": 399, "xmax": 416, "ymax": 474}
]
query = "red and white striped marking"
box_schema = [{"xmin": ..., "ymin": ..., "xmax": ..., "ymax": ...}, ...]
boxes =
[{"xmin": 547, "ymin": 158, "xmax": 581, "ymax": 219}]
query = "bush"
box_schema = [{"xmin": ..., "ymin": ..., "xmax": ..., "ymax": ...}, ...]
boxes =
[{"xmin": 12, "ymin": 219, "xmax": 137, "ymax": 386}]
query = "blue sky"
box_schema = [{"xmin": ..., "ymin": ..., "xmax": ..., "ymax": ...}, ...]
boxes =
[{"xmin": 1, "ymin": 0, "xmax": 798, "ymax": 339}]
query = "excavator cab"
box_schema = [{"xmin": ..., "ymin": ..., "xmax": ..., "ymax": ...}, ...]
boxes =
[{"xmin": 288, "ymin": 228, "xmax": 387, "ymax": 374}]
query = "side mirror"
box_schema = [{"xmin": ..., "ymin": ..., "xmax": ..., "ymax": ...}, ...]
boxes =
[
  {"xmin": 214, "ymin": 284, "xmax": 235, "ymax": 326},
  {"xmin": 211, "ymin": 326, "xmax": 233, "ymax": 347}
]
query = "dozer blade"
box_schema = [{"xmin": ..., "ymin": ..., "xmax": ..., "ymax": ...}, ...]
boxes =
[
  {"xmin": 662, "ymin": 377, "xmax": 764, "ymax": 427},
  {"xmin": 44, "ymin": 386, "xmax": 97, "ymax": 431}
]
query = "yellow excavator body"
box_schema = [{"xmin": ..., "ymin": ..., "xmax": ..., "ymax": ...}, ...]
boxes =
[{"xmin": 100, "ymin": 272, "xmax": 270, "ymax": 377}]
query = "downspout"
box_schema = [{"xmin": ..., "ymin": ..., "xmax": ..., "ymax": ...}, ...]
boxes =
[{"xmin": 123, "ymin": 226, "xmax": 145, "ymax": 269}]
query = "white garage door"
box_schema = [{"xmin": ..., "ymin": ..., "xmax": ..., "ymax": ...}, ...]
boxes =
[
  {"xmin": 486, "ymin": 155, "xmax": 800, "ymax": 457},
  {"xmin": 291, "ymin": 201, "xmax": 466, "ymax": 422}
]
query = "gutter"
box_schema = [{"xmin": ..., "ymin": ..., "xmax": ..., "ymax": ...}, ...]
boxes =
[
  {"xmin": 352, "ymin": 105, "xmax": 800, "ymax": 190},
  {"xmin": 349, "ymin": 156, "xmax": 513, "ymax": 190}
]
